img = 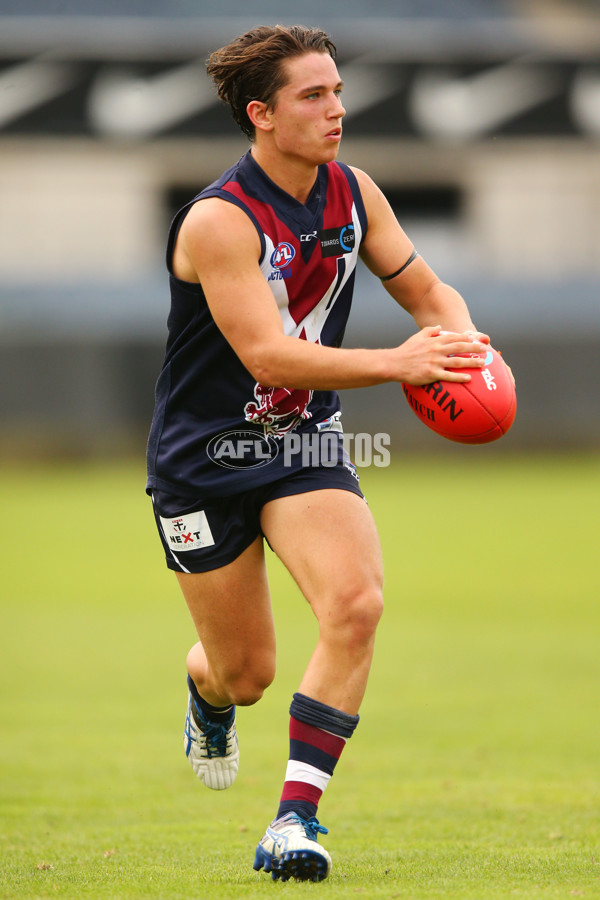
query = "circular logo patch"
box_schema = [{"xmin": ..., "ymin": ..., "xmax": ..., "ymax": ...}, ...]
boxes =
[{"xmin": 270, "ymin": 242, "xmax": 296, "ymax": 269}]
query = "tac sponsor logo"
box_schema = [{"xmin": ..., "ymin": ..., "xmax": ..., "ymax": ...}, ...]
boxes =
[
  {"xmin": 482, "ymin": 369, "xmax": 497, "ymax": 390},
  {"xmin": 207, "ymin": 429, "xmax": 279, "ymax": 469},
  {"xmin": 320, "ymin": 223, "xmax": 355, "ymax": 258},
  {"xmin": 481, "ymin": 351, "xmax": 497, "ymax": 390}
]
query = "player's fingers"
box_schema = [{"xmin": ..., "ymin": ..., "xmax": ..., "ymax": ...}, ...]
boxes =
[
  {"xmin": 436, "ymin": 369, "xmax": 472, "ymax": 383},
  {"xmin": 444, "ymin": 349, "xmax": 486, "ymax": 365},
  {"xmin": 465, "ymin": 330, "xmax": 490, "ymax": 344},
  {"xmin": 446, "ymin": 338, "xmax": 487, "ymax": 354}
]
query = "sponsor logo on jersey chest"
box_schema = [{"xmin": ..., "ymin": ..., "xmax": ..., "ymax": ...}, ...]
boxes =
[{"xmin": 320, "ymin": 223, "xmax": 355, "ymax": 257}]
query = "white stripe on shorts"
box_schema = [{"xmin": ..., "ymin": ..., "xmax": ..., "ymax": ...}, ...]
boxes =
[{"xmin": 153, "ymin": 493, "xmax": 191, "ymax": 574}]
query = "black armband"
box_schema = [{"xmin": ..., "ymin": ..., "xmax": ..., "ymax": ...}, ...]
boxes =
[{"xmin": 380, "ymin": 249, "xmax": 419, "ymax": 282}]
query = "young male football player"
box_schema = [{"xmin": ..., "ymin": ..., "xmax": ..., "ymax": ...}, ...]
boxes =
[{"xmin": 147, "ymin": 24, "xmax": 490, "ymax": 883}]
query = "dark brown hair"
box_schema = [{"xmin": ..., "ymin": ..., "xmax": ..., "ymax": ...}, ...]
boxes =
[{"xmin": 206, "ymin": 24, "xmax": 337, "ymax": 139}]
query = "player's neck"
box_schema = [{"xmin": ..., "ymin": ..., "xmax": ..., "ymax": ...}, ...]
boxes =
[{"xmin": 250, "ymin": 144, "xmax": 319, "ymax": 206}]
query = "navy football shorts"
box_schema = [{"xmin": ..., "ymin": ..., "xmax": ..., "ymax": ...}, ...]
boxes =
[{"xmin": 151, "ymin": 463, "xmax": 364, "ymax": 574}]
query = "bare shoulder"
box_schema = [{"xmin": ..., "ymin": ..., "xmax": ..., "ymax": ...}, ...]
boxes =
[
  {"xmin": 348, "ymin": 165, "xmax": 380, "ymax": 199},
  {"xmin": 176, "ymin": 196, "xmax": 261, "ymax": 281},
  {"xmin": 181, "ymin": 197, "xmax": 258, "ymax": 247},
  {"xmin": 348, "ymin": 165, "xmax": 395, "ymax": 219}
]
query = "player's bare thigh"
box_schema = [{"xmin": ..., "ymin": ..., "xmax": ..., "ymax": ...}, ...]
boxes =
[
  {"xmin": 176, "ymin": 535, "xmax": 276, "ymax": 706},
  {"xmin": 260, "ymin": 488, "xmax": 384, "ymax": 628},
  {"xmin": 260, "ymin": 489, "xmax": 383, "ymax": 712}
]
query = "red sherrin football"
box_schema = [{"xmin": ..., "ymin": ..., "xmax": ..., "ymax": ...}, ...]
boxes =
[{"xmin": 402, "ymin": 345, "xmax": 516, "ymax": 444}]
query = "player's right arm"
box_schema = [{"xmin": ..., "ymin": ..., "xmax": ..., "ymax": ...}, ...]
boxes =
[{"xmin": 174, "ymin": 197, "xmax": 485, "ymax": 388}]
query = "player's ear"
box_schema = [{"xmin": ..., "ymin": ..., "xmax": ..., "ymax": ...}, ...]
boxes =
[{"xmin": 247, "ymin": 100, "xmax": 274, "ymax": 133}]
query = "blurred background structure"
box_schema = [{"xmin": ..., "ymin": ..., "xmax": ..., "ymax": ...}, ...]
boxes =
[{"xmin": 1, "ymin": 0, "xmax": 599, "ymax": 457}]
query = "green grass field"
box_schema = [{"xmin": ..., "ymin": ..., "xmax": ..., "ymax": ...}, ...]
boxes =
[{"xmin": 1, "ymin": 453, "xmax": 599, "ymax": 899}]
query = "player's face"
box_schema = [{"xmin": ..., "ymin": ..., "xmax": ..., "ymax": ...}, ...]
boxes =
[{"xmin": 267, "ymin": 52, "xmax": 346, "ymax": 165}]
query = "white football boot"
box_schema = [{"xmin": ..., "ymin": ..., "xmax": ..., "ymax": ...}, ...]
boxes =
[
  {"xmin": 183, "ymin": 689, "xmax": 239, "ymax": 790},
  {"xmin": 253, "ymin": 812, "xmax": 331, "ymax": 882}
]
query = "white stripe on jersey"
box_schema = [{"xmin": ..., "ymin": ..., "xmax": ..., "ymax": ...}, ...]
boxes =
[{"xmin": 260, "ymin": 202, "xmax": 363, "ymax": 342}]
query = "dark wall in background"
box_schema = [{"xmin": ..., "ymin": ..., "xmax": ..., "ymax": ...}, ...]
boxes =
[{"xmin": 1, "ymin": 335, "xmax": 597, "ymax": 459}]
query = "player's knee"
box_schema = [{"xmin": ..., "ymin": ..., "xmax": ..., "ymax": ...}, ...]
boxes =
[
  {"xmin": 222, "ymin": 658, "xmax": 276, "ymax": 707},
  {"xmin": 225, "ymin": 675, "xmax": 272, "ymax": 707},
  {"xmin": 324, "ymin": 584, "xmax": 384, "ymax": 647},
  {"xmin": 352, "ymin": 586, "xmax": 384, "ymax": 638}
]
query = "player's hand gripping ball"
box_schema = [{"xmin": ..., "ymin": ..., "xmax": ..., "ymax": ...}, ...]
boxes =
[{"xmin": 402, "ymin": 345, "xmax": 516, "ymax": 444}]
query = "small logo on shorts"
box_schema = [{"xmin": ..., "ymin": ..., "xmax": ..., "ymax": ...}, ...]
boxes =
[
  {"xmin": 159, "ymin": 510, "xmax": 215, "ymax": 551},
  {"xmin": 207, "ymin": 430, "xmax": 280, "ymax": 469}
]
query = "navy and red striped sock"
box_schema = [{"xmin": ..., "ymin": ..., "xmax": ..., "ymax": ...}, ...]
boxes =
[{"xmin": 276, "ymin": 692, "xmax": 359, "ymax": 822}]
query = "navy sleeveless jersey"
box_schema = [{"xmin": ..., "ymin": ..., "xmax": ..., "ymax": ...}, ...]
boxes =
[{"xmin": 146, "ymin": 151, "xmax": 368, "ymax": 497}]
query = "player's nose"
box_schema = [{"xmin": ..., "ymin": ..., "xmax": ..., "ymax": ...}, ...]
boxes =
[{"xmin": 327, "ymin": 90, "xmax": 345, "ymax": 119}]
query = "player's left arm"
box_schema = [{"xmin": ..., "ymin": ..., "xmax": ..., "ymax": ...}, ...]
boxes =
[{"xmin": 351, "ymin": 166, "xmax": 488, "ymax": 342}]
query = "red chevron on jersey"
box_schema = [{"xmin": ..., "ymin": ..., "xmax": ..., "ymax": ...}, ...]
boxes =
[{"xmin": 220, "ymin": 159, "xmax": 365, "ymax": 435}]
